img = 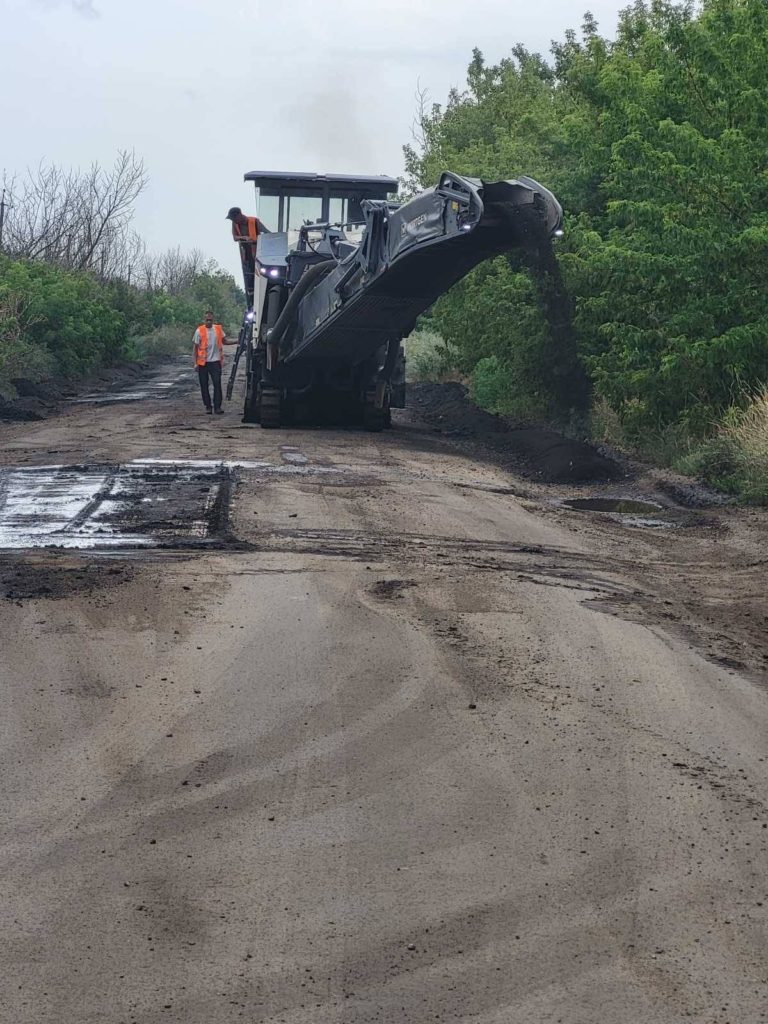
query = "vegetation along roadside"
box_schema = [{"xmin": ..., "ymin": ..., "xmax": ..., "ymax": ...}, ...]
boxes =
[
  {"xmin": 403, "ymin": 0, "xmax": 768, "ymax": 502},
  {"xmin": 0, "ymin": 151, "xmax": 243, "ymax": 406}
]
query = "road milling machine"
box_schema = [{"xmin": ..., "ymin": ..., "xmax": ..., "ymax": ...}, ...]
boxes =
[{"xmin": 227, "ymin": 169, "xmax": 563, "ymax": 430}]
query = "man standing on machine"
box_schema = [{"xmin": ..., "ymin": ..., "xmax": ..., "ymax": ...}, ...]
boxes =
[{"xmin": 226, "ymin": 207, "xmax": 269, "ymax": 308}]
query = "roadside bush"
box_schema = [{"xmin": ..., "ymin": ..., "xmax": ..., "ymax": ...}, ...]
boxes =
[
  {"xmin": 431, "ymin": 257, "xmax": 582, "ymax": 424},
  {"xmin": 677, "ymin": 389, "xmax": 768, "ymax": 503},
  {"xmin": 126, "ymin": 324, "xmax": 191, "ymax": 361},
  {"xmin": 470, "ymin": 356, "xmax": 510, "ymax": 413},
  {"xmin": 0, "ymin": 283, "xmax": 55, "ymax": 397},
  {"xmin": 0, "ymin": 337, "xmax": 55, "ymax": 398},
  {"xmin": 0, "ymin": 258, "xmax": 129, "ymax": 376},
  {"xmin": 0, "ymin": 255, "xmax": 243, "ymax": 389},
  {"xmin": 590, "ymin": 395, "xmax": 627, "ymax": 449},
  {"xmin": 404, "ymin": 329, "xmax": 458, "ymax": 382}
]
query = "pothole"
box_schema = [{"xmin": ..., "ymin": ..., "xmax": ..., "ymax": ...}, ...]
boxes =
[{"xmin": 561, "ymin": 497, "xmax": 677, "ymax": 528}]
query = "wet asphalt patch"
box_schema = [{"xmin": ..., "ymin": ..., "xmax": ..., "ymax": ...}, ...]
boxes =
[
  {"xmin": 0, "ymin": 456, "xmax": 351, "ymax": 552},
  {"xmin": 0, "ymin": 461, "xmax": 234, "ymax": 550}
]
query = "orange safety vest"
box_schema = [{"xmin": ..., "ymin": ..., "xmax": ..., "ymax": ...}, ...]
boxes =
[
  {"xmin": 232, "ymin": 216, "xmax": 259, "ymax": 242},
  {"xmin": 195, "ymin": 324, "xmax": 224, "ymax": 366}
]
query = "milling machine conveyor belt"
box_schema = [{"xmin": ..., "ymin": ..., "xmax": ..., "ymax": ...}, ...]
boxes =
[{"xmin": 280, "ymin": 173, "xmax": 563, "ymax": 366}]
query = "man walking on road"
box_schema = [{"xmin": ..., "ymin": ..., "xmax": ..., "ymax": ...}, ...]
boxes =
[{"xmin": 193, "ymin": 311, "xmax": 234, "ymax": 414}]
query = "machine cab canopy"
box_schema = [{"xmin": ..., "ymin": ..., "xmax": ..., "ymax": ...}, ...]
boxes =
[{"xmin": 244, "ymin": 171, "xmax": 398, "ymax": 234}]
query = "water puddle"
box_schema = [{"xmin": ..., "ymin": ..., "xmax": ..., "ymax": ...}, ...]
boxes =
[
  {"xmin": 561, "ymin": 497, "xmax": 676, "ymax": 528},
  {"xmin": 133, "ymin": 457, "xmax": 341, "ymax": 477},
  {"xmin": 73, "ymin": 368, "xmax": 189, "ymax": 405},
  {"xmin": 563, "ymin": 498, "xmax": 662, "ymax": 515},
  {"xmin": 280, "ymin": 448, "xmax": 309, "ymax": 466}
]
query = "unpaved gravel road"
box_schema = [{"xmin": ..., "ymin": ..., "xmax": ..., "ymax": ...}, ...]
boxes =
[{"xmin": 1, "ymin": 362, "xmax": 767, "ymax": 1024}]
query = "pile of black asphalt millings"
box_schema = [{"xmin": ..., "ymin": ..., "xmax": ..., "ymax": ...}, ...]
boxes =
[{"xmin": 407, "ymin": 382, "xmax": 623, "ymax": 483}]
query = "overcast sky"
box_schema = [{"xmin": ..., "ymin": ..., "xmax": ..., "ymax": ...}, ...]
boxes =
[{"xmin": 2, "ymin": 0, "xmax": 627, "ymax": 279}]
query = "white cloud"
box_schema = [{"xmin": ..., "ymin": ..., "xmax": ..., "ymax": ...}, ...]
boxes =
[
  {"xmin": 6, "ymin": 0, "xmax": 628, "ymax": 277},
  {"xmin": 32, "ymin": 0, "xmax": 100, "ymax": 16},
  {"xmin": 72, "ymin": 0, "xmax": 99, "ymax": 17}
]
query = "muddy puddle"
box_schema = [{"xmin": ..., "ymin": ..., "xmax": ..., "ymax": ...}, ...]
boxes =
[{"xmin": 561, "ymin": 496, "xmax": 677, "ymax": 528}]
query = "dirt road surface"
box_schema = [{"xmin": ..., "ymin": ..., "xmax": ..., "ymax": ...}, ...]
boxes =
[{"xmin": 1, "ymin": 362, "xmax": 767, "ymax": 1024}]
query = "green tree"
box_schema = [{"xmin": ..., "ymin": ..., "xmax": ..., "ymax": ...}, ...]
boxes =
[
  {"xmin": 567, "ymin": 0, "xmax": 768, "ymax": 435},
  {"xmin": 404, "ymin": 0, "xmax": 768, "ymax": 442}
]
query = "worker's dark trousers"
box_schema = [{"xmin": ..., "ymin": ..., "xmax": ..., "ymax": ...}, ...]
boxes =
[
  {"xmin": 197, "ymin": 361, "xmax": 223, "ymax": 411},
  {"xmin": 239, "ymin": 245, "xmax": 256, "ymax": 307}
]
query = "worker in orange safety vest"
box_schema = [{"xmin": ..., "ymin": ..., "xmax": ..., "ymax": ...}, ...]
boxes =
[
  {"xmin": 226, "ymin": 208, "xmax": 267, "ymax": 243},
  {"xmin": 226, "ymin": 207, "xmax": 269, "ymax": 307},
  {"xmin": 193, "ymin": 310, "xmax": 236, "ymax": 414}
]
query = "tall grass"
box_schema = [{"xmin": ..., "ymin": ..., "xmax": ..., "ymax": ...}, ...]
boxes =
[
  {"xmin": 676, "ymin": 387, "xmax": 768, "ymax": 503},
  {"xmin": 719, "ymin": 389, "xmax": 768, "ymax": 502},
  {"xmin": 404, "ymin": 330, "xmax": 458, "ymax": 383}
]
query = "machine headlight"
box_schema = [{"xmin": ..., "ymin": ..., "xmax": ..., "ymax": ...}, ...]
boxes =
[{"xmin": 269, "ymin": 268, "xmax": 279, "ymax": 278}]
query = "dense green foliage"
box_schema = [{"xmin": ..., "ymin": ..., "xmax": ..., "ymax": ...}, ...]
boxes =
[
  {"xmin": 0, "ymin": 256, "xmax": 244, "ymax": 394},
  {"xmin": 405, "ymin": 0, "xmax": 768, "ymax": 448}
]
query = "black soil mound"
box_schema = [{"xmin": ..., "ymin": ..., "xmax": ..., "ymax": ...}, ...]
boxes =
[
  {"xmin": 408, "ymin": 382, "xmax": 623, "ymax": 483},
  {"xmin": 0, "ymin": 360, "xmax": 160, "ymax": 422},
  {"xmin": 10, "ymin": 378, "xmax": 62, "ymax": 401},
  {"xmin": 0, "ymin": 396, "xmax": 48, "ymax": 421}
]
